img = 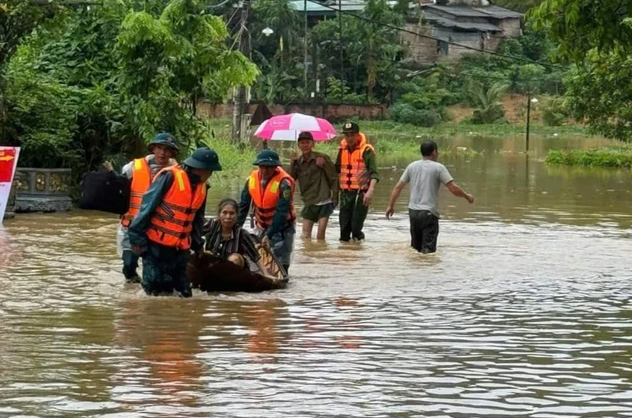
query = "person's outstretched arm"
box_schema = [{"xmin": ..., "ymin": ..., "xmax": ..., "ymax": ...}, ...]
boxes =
[
  {"xmin": 385, "ymin": 180, "xmax": 407, "ymax": 219},
  {"xmin": 445, "ymin": 181, "xmax": 475, "ymax": 203}
]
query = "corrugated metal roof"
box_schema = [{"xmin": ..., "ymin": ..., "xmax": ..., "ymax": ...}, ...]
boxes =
[
  {"xmin": 423, "ymin": 4, "xmax": 523, "ymax": 19},
  {"xmin": 473, "ymin": 5, "xmax": 523, "ymax": 19},
  {"xmin": 423, "ymin": 9, "xmax": 502, "ymax": 32},
  {"xmin": 424, "ymin": 4, "xmax": 491, "ymax": 17}
]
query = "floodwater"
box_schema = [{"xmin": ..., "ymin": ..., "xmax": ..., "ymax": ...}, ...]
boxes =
[{"xmin": 2, "ymin": 134, "xmax": 632, "ymax": 417}]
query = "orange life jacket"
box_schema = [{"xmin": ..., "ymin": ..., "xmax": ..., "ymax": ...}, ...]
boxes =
[
  {"xmin": 339, "ymin": 132, "xmax": 375, "ymax": 191},
  {"xmin": 247, "ymin": 167, "xmax": 296, "ymax": 231},
  {"xmin": 146, "ymin": 166, "xmax": 206, "ymax": 250},
  {"xmin": 121, "ymin": 158, "xmax": 151, "ymax": 227}
]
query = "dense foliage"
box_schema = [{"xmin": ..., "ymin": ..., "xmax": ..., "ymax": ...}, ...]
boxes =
[
  {"xmin": 5, "ymin": 0, "xmax": 610, "ymax": 177},
  {"xmin": 1, "ymin": 0, "xmax": 257, "ymax": 175},
  {"xmin": 530, "ymin": 0, "xmax": 632, "ymax": 140}
]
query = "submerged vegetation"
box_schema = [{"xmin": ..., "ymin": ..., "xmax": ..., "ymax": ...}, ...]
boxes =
[{"xmin": 546, "ymin": 148, "xmax": 632, "ymax": 168}]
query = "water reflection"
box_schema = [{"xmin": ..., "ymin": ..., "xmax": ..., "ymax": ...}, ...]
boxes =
[
  {"xmin": 112, "ymin": 299, "xmax": 208, "ymax": 411},
  {"xmin": 1, "ymin": 135, "xmax": 632, "ymax": 417}
]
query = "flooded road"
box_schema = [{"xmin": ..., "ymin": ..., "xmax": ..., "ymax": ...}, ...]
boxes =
[{"xmin": 2, "ymin": 135, "xmax": 632, "ymax": 417}]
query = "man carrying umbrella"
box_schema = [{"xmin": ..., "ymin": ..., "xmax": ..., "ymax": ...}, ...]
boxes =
[
  {"xmin": 335, "ymin": 121, "xmax": 379, "ymax": 242},
  {"xmin": 238, "ymin": 149, "xmax": 296, "ymax": 273},
  {"xmin": 289, "ymin": 131, "xmax": 338, "ymax": 241}
]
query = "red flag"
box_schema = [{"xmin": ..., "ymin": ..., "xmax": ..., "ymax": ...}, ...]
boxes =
[{"xmin": 0, "ymin": 148, "xmax": 16, "ymax": 183}]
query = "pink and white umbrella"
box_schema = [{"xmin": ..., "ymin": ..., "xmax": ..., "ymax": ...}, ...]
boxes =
[{"xmin": 254, "ymin": 113, "xmax": 337, "ymax": 141}]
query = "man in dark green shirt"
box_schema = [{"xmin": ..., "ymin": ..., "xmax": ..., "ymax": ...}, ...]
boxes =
[
  {"xmin": 288, "ymin": 132, "xmax": 338, "ymax": 241},
  {"xmin": 335, "ymin": 121, "xmax": 379, "ymax": 242}
]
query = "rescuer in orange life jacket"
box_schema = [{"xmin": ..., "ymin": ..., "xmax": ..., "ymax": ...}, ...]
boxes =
[
  {"xmin": 237, "ymin": 149, "xmax": 296, "ymax": 273},
  {"xmin": 105, "ymin": 133, "xmax": 178, "ymax": 283},
  {"xmin": 335, "ymin": 121, "xmax": 379, "ymax": 242},
  {"xmin": 128, "ymin": 147, "xmax": 222, "ymax": 297}
]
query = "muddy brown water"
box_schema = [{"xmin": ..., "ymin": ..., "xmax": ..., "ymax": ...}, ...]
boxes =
[{"xmin": 2, "ymin": 135, "xmax": 632, "ymax": 417}]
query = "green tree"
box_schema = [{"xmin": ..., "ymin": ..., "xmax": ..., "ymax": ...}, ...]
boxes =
[
  {"xmin": 4, "ymin": 0, "xmax": 258, "ymax": 173},
  {"xmin": 529, "ymin": 0, "xmax": 632, "ymax": 62},
  {"xmin": 311, "ymin": 0, "xmax": 404, "ymax": 101},
  {"xmin": 249, "ymin": 0, "xmax": 302, "ymax": 103},
  {"xmin": 0, "ymin": 0, "xmax": 65, "ymax": 144},
  {"xmin": 467, "ymin": 81, "xmax": 508, "ymax": 124},
  {"xmin": 493, "ymin": 0, "xmax": 544, "ymax": 13},
  {"xmin": 0, "ymin": 0, "xmax": 63, "ymax": 71},
  {"xmin": 117, "ymin": 0, "xmax": 258, "ymax": 144},
  {"xmin": 530, "ymin": 0, "xmax": 632, "ymax": 140}
]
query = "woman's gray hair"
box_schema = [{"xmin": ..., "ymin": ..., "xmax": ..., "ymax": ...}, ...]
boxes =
[{"xmin": 217, "ymin": 198, "xmax": 238, "ymax": 215}]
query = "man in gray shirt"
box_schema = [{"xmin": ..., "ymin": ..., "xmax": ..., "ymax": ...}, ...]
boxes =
[{"xmin": 385, "ymin": 140, "xmax": 474, "ymax": 253}]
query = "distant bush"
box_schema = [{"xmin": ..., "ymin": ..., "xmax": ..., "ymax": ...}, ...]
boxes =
[
  {"xmin": 389, "ymin": 103, "xmax": 442, "ymax": 127},
  {"xmin": 546, "ymin": 148, "xmax": 632, "ymax": 168}
]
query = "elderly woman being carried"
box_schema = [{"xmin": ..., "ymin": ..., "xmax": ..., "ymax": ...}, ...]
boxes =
[{"xmin": 203, "ymin": 198, "xmax": 271, "ymax": 275}]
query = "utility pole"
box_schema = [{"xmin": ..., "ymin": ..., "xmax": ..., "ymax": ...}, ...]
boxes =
[
  {"xmin": 338, "ymin": 0, "xmax": 344, "ymax": 101},
  {"xmin": 231, "ymin": 0, "xmax": 251, "ymax": 142},
  {"xmin": 525, "ymin": 92, "xmax": 531, "ymax": 153},
  {"xmin": 304, "ymin": 0, "xmax": 308, "ymax": 99}
]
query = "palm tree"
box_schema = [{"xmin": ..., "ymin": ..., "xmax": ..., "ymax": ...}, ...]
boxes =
[
  {"xmin": 467, "ymin": 81, "xmax": 508, "ymax": 123},
  {"xmin": 360, "ymin": 0, "xmax": 403, "ymax": 99}
]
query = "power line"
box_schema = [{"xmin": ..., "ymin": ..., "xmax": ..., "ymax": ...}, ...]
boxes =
[
  {"xmin": 406, "ymin": 63, "xmax": 564, "ymax": 87},
  {"xmin": 315, "ymin": 2, "xmax": 566, "ymax": 70}
]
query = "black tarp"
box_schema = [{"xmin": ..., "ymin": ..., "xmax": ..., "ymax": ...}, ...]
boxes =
[{"xmin": 78, "ymin": 170, "xmax": 130, "ymax": 215}]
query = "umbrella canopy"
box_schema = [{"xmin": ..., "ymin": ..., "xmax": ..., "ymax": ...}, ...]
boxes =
[{"xmin": 254, "ymin": 113, "xmax": 337, "ymax": 141}]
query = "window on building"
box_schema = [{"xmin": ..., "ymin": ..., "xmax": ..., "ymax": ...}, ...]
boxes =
[{"xmin": 437, "ymin": 40, "xmax": 449, "ymax": 55}]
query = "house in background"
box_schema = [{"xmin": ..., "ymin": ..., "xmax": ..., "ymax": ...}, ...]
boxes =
[
  {"xmin": 291, "ymin": 0, "xmax": 523, "ymax": 64},
  {"xmin": 403, "ymin": 0, "xmax": 523, "ymax": 64}
]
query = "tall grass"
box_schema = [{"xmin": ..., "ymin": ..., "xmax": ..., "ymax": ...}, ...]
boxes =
[
  {"xmin": 198, "ymin": 117, "xmax": 598, "ymax": 173},
  {"xmin": 546, "ymin": 147, "xmax": 632, "ymax": 168}
]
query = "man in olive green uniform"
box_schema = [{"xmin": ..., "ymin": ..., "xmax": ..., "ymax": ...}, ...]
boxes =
[
  {"xmin": 289, "ymin": 132, "xmax": 338, "ymax": 240},
  {"xmin": 335, "ymin": 122, "xmax": 379, "ymax": 242}
]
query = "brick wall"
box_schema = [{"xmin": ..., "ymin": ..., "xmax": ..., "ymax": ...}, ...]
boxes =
[{"xmin": 197, "ymin": 102, "xmax": 388, "ymax": 122}]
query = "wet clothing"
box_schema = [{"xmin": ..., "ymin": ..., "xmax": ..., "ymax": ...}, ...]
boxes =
[
  {"xmin": 400, "ymin": 159, "xmax": 454, "ymax": 253},
  {"xmin": 244, "ymin": 168, "xmax": 296, "ymax": 233},
  {"xmin": 337, "ymin": 134, "xmax": 376, "ymax": 192},
  {"xmin": 238, "ymin": 170, "xmax": 296, "ymax": 271},
  {"xmin": 121, "ymin": 158, "xmax": 151, "ymax": 227},
  {"xmin": 119, "ymin": 155, "xmax": 175, "ymax": 281},
  {"xmin": 140, "ymin": 242, "xmax": 192, "ymax": 297},
  {"xmin": 204, "ymin": 219, "xmax": 261, "ymax": 262},
  {"xmin": 121, "ymin": 155, "xmax": 176, "ymax": 180},
  {"xmin": 238, "ymin": 177, "xmax": 294, "ymax": 239},
  {"xmin": 301, "ymin": 202, "xmax": 335, "ymax": 223},
  {"xmin": 409, "ymin": 209, "xmax": 439, "ymax": 253},
  {"xmin": 128, "ymin": 165, "xmax": 207, "ymax": 297},
  {"xmin": 288, "ymin": 151, "xmax": 337, "ymax": 206},
  {"xmin": 335, "ymin": 142, "xmax": 379, "ymax": 188},
  {"xmin": 259, "ymin": 225, "xmax": 295, "ymax": 271},
  {"xmin": 145, "ymin": 166, "xmax": 206, "ymax": 250},
  {"xmin": 338, "ymin": 190, "xmax": 370, "ymax": 242},
  {"xmin": 401, "ymin": 159, "xmax": 453, "ymax": 218},
  {"xmin": 335, "ymin": 139, "xmax": 379, "ymax": 241}
]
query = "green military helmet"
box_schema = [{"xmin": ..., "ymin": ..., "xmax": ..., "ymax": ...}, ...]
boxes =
[
  {"xmin": 342, "ymin": 121, "xmax": 359, "ymax": 133},
  {"xmin": 148, "ymin": 132, "xmax": 179, "ymax": 155},
  {"xmin": 184, "ymin": 147, "xmax": 223, "ymax": 171},
  {"xmin": 253, "ymin": 149, "xmax": 281, "ymax": 167}
]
